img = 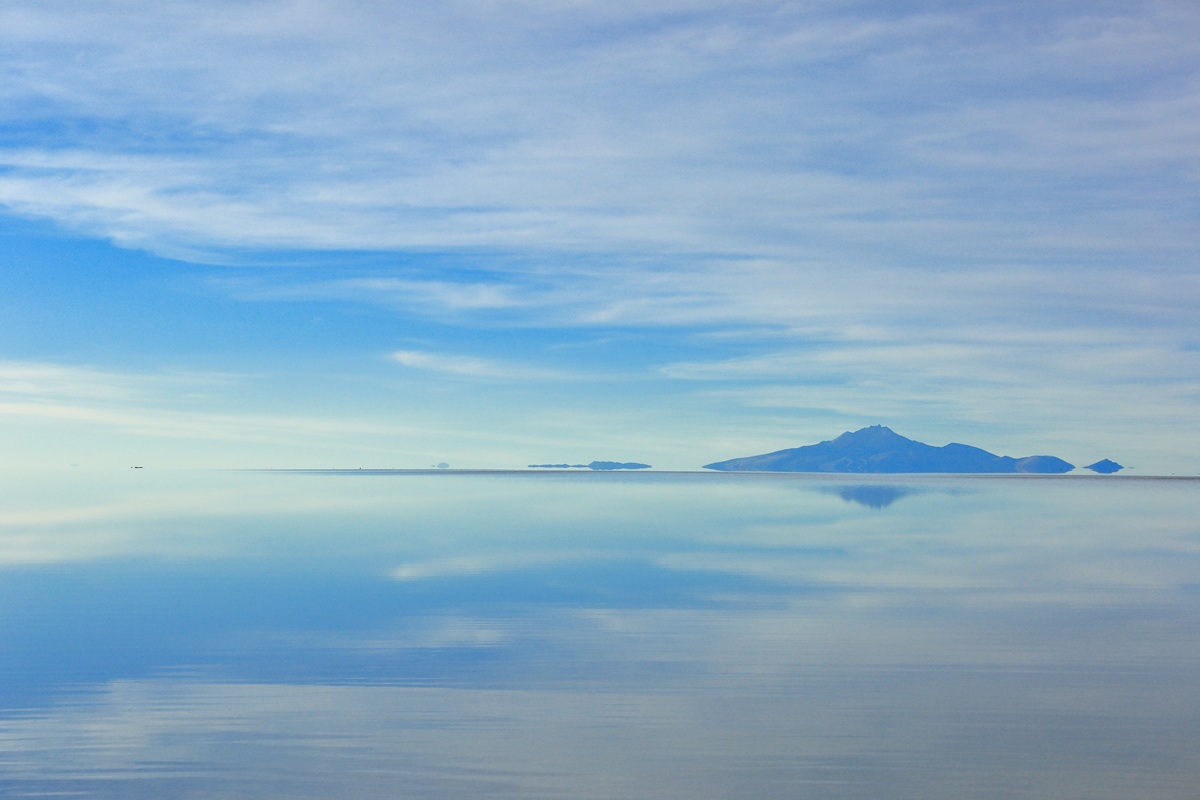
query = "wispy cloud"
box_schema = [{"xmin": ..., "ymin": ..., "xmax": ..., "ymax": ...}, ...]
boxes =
[
  {"xmin": 0, "ymin": 399, "xmax": 431, "ymax": 445},
  {"xmin": 389, "ymin": 350, "xmax": 568, "ymax": 381},
  {"xmin": 0, "ymin": 360, "xmax": 439, "ymax": 456},
  {"xmin": 0, "ymin": 360, "xmax": 246, "ymax": 404},
  {"xmin": 391, "ymin": 551, "xmax": 590, "ymax": 582},
  {"xmin": 216, "ymin": 275, "xmax": 529, "ymax": 318},
  {"xmin": 1, "ymin": 1, "xmax": 1196, "ymax": 262}
]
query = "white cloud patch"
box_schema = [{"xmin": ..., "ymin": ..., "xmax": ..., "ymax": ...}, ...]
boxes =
[
  {"xmin": 390, "ymin": 551, "xmax": 590, "ymax": 582},
  {"xmin": 217, "ymin": 275, "xmax": 528, "ymax": 316},
  {"xmin": 389, "ymin": 350, "xmax": 568, "ymax": 381},
  {"xmin": 0, "ymin": 360, "xmax": 248, "ymax": 405}
]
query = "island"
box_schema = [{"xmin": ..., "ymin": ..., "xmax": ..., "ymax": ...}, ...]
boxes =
[
  {"xmin": 703, "ymin": 425, "xmax": 1074, "ymax": 474},
  {"xmin": 1085, "ymin": 459, "xmax": 1123, "ymax": 474},
  {"xmin": 528, "ymin": 461, "xmax": 651, "ymax": 471}
]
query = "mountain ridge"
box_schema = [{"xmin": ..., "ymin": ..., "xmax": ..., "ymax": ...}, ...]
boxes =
[{"xmin": 703, "ymin": 426, "xmax": 1075, "ymax": 474}]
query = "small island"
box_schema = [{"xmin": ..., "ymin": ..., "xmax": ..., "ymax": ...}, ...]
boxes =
[
  {"xmin": 1085, "ymin": 459, "xmax": 1124, "ymax": 474},
  {"xmin": 528, "ymin": 461, "xmax": 651, "ymax": 471},
  {"xmin": 704, "ymin": 425, "xmax": 1076, "ymax": 474}
]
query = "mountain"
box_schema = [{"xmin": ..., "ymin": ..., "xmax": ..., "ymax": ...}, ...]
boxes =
[
  {"xmin": 1085, "ymin": 459, "xmax": 1123, "ymax": 474},
  {"xmin": 703, "ymin": 426, "xmax": 1074, "ymax": 474}
]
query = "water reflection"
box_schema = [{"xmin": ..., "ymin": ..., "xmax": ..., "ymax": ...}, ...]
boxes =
[
  {"xmin": 1, "ymin": 471, "xmax": 1198, "ymax": 799},
  {"xmin": 826, "ymin": 483, "xmax": 916, "ymax": 508}
]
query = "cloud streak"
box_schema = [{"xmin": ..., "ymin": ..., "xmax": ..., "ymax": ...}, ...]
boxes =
[
  {"xmin": 0, "ymin": 361, "xmax": 462, "ymax": 461},
  {"xmin": 390, "ymin": 350, "xmax": 569, "ymax": 381}
]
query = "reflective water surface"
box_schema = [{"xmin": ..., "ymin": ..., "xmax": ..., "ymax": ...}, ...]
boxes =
[{"xmin": 1, "ymin": 470, "xmax": 1198, "ymax": 798}]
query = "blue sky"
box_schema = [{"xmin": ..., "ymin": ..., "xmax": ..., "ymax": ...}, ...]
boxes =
[{"xmin": 1, "ymin": 0, "xmax": 1198, "ymax": 472}]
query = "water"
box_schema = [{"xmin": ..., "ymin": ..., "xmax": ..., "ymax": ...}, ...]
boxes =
[{"xmin": 1, "ymin": 470, "xmax": 1198, "ymax": 798}]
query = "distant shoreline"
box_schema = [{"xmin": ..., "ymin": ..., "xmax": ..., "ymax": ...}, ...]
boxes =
[{"xmin": 233, "ymin": 468, "xmax": 1197, "ymax": 480}]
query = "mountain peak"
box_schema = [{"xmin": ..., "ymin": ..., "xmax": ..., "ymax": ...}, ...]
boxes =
[{"xmin": 836, "ymin": 425, "xmax": 902, "ymax": 440}]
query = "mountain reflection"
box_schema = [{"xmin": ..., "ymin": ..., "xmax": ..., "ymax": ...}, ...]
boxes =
[{"xmin": 829, "ymin": 484, "xmax": 915, "ymax": 509}]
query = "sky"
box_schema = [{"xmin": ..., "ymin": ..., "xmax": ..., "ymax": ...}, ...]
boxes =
[{"xmin": 1, "ymin": 0, "xmax": 1198, "ymax": 473}]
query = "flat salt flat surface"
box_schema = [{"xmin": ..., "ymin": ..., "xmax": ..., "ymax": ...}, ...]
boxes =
[{"xmin": 1, "ymin": 470, "xmax": 1198, "ymax": 799}]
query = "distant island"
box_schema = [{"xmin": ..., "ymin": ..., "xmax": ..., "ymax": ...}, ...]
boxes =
[
  {"xmin": 528, "ymin": 461, "xmax": 651, "ymax": 471},
  {"xmin": 1085, "ymin": 459, "xmax": 1124, "ymax": 474},
  {"xmin": 704, "ymin": 425, "xmax": 1075, "ymax": 474}
]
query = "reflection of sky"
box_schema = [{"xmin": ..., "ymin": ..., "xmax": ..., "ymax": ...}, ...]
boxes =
[{"xmin": 2, "ymin": 472, "xmax": 1199, "ymax": 798}]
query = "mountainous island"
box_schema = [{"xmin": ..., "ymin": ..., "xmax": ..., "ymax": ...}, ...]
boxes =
[
  {"xmin": 704, "ymin": 426, "xmax": 1076, "ymax": 474},
  {"xmin": 528, "ymin": 461, "xmax": 651, "ymax": 471}
]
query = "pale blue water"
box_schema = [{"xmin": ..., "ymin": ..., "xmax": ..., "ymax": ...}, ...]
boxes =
[{"xmin": 1, "ymin": 470, "xmax": 1198, "ymax": 798}]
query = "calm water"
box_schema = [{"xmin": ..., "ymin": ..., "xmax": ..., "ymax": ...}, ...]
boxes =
[{"xmin": 1, "ymin": 470, "xmax": 1198, "ymax": 798}]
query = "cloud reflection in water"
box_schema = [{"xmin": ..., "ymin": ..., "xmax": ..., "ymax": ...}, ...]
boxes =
[{"xmin": 1, "ymin": 471, "xmax": 1198, "ymax": 799}]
